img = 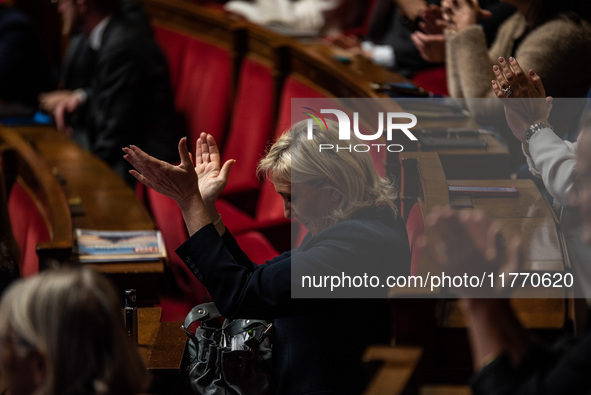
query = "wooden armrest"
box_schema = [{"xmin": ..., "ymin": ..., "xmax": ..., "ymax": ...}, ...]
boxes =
[{"xmin": 363, "ymin": 345, "xmax": 423, "ymax": 395}]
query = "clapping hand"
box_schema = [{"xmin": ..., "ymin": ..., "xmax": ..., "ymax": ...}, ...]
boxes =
[
  {"xmin": 441, "ymin": 0, "xmax": 491, "ymax": 32},
  {"xmin": 425, "ymin": 207, "xmax": 523, "ymax": 297},
  {"xmin": 419, "ymin": 4, "xmax": 446, "ymax": 34},
  {"xmin": 193, "ymin": 132, "xmax": 235, "ymax": 207},
  {"xmin": 123, "ymin": 137, "xmax": 201, "ymax": 204},
  {"xmin": 491, "ymin": 57, "xmax": 553, "ymax": 143}
]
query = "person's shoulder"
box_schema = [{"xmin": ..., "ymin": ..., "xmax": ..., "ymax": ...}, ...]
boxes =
[
  {"xmin": 530, "ymin": 13, "xmax": 591, "ymax": 40},
  {"xmin": 317, "ymin": 206, "xmax": 406, "ymax": 244},
  {"xmin": 102, "ymin": 14, "xmax": 152, "ymax": 50}
]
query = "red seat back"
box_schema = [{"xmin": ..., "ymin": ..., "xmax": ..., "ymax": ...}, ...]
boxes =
[
  {"xmin": 222, "ymin": 58, "xmax": 275, "ymax": 196},
  {"xmin": 255, "ymin": 76, "xmax": 328, "ymax": 223},
  {"xmin": 152, "ymin": 25, "xmax": 190, "ymax": 94},
  {"xmin": 174, "ymin": 37, "xmax": 232, "ymax": 150},
  {"xmin": 145, "ymin": 188, "xmax": 212, "ymax": 306},
  {"xmin": 8, "ymin": 182, "xmax": 50, "ymax": 277},
  {"xmin": 411, "ymin": 67, "xmax": 449, "ymax": 97},
  {"xmin": 234, "ymin": 230, "xmax": 279, "ymax": 264}
]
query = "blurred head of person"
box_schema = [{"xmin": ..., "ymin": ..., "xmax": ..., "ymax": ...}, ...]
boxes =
[
  {"xmin": 0, "ymin": 266, "xmax": 148, "ymax": 395},
  {"xmin": 57, "ymin": 0, "xmax": 121, "ymax": 36},
  {"xmin": 258, "ymin": 119, "xmax": 398, "ymax": 236}
]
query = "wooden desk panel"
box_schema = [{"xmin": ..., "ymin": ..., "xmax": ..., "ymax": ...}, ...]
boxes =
[
  {"xmin": 449, "ymin": 179, "xmax": 553, "ymax": 219},
  {"xmin": 496, "ymin": 218, "xmax": 564, "ymax": 272},
  {"xmin": 13, "ymin": 126, "xmax": 164, "ymax": 303},
  {"xmin": 447, "ymin": 179, "xmax": 562, "ymax": 272},
  {"xmin": 138, "ymin": 307, "xmax": 187, "ymax": 374},
  {"xmin": 15, "ymin": 126, "xmax": 156, "ymax": 231},
  {"xmin": 401, "ymin": 153, "xmax": 566, "ymax": 286}
]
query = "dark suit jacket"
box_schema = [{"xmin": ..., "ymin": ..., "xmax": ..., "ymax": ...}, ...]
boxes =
[
  {"xmin": 176, "ymin": 206, "xmax": 411, "ymax": 394},
  {"xmin": 77, "ymin": 14, "xmax": 183, "ymax": 183}
]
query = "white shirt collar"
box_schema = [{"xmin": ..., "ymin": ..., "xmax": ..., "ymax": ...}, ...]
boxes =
[{"xmin": 89, "ymin": 16, "xmax": 112, "ymax": 50}]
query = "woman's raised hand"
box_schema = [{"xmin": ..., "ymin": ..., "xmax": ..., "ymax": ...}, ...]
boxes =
[
  {"xmin": 194, "ymin": 132, "xmax": 235, "ymax": 206},
  {"xmin": 491, "ymin": 57, "xmax": 552, "ymax": 142},
  {"xmin": 123, "ymin": 137, "xmax": 201, "ymax": 204},
  {"xmin": 492, "ymin": 57, "xmax": 546, "ymax": 101}
]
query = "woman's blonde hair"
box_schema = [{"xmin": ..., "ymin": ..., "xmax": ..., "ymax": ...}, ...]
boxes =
[
  {"xmin": 258, "ymin": 119, "xmax": 398, "ymax": 220},
  {"xmin": 0, "ymin": 266, "xmax": 148, "ymax": 395}
]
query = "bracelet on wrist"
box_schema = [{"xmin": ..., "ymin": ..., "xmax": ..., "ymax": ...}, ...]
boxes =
[
  {"xmin": 212, "ymin": 214, "xmax": 222, "ymax": 226},
  {"xmin": 524, "ymin": 121, "xmax": 553, "ymax": 143}
]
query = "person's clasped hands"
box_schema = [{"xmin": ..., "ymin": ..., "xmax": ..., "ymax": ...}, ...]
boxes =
[
  {"xmin": 491, "ymin": 57, "xmax": 553, "ymax": 143},
  {"xmin": 424, "ymin": 206, "xmax": 523, "ymax": 297}
]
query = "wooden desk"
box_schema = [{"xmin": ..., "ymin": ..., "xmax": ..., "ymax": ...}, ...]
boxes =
[
  {"xmin": 399, "ymin": 153, "xmax": 567, "ymax": 329},
  {"xmin": 401, "ymin": 152, "xmax": 564, "ymax": 278},
  {"xmin": 448, "ymin": 179, "xmax": 563, "ymax": 273},
  {"xmin": 12, "ymin": 125, "xmax": 164, "ymax": 304},
  {"xmin": 443, "ymin": 180, "xmax": 566, "ymax": 329},
  {"xmin": 138, "ymin": 307, "xmax": 186, "ymax": 374},
  {"xmin": 429, "ymin": 135, "xmax": 509, "ymax": 179}
]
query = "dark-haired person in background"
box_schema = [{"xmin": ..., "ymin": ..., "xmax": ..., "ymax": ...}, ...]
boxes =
[{"xmin": 0, "ymin": 1, "xmax": 52, "ymax": 106}]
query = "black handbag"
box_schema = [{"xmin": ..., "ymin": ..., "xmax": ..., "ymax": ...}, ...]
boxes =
[{"xmin": 183, "ymin": 302, "xmax": 273, "ymax": 395}]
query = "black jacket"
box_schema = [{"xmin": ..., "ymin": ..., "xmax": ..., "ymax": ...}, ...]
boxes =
[
  {"xmin": 75, "ymin": 14, "xmax": 183, "ymax": 183},
  {"xmin": 176, "ymin": 206, "xmax": 411, "ymax": 394}
]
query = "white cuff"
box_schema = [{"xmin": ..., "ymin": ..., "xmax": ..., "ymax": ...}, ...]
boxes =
[{"xmin": 73, "ymin": 88, "xmax": 88, "ymax": 105}]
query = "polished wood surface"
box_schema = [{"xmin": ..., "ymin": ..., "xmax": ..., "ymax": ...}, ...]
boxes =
[
  {"xmin": 138, "ymin": 307, "xmax": 164, "ymax": 364},
  {"xmin": 14, "ymin": 125, "xmax": 164, "ymax": 274},
  {"xmin": 6, "ymin": 126, "xmax": 163, "ymax": 304},
  {"xmin": 448, "ymin": 179, "xmax": 563, "ymax": 273},
  {"xmin": 138, "ymin": 307, "xmax": 187, "ymax": 374},
  {"xmin": 0, "ymin": 126, "xmax": 73, "ymax": 266},
  {"xmin": 400, "ymin": 152, "xmax": 564, "ymax": 278},
  {"xmin": 363, "ymin": 345, "xmax": 424, "ymax": 395},
  {"xmin": 398, "ymin": 153, "xmax": 567, "ymax": 330}
]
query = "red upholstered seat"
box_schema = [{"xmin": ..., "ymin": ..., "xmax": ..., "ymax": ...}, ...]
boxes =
[
  {"xmin": 222, "ymin": 58, "xmax": 275, "ymax": 197},
  {"xmin": 234, "ymin": 230, "xmax": 280, "ymax": 264},
  {"xmin": 8, "ymin": 182, "xmax": 50, "ymax": 277},
  {"xmin": 152, "ymin": 25, "xmax": 189, "ymax": 94},
  {"xmin": 254, "ymin": 76, "xmax": 328, "ymax": 224},
  {"xmin": 143, "ymin": 188, "xmax": 211, "ymax": 306},
  {"xmin": 143, "ymin": 187, "xmax": 279, "ymax": 316},
  {"xmin": 405, "ymin": 202, "xmax": 424, "ymax": 276},
  {"xmin": 174, "ymin": 37, "xmax": 232, "ymax": 150},
  {"xmin": 411, "ymin": 67, "xmax": 449, "ymax": 97},
  {"xmin": 275, "ymin": 76, "xmax": 328, "ymax": 133}
]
